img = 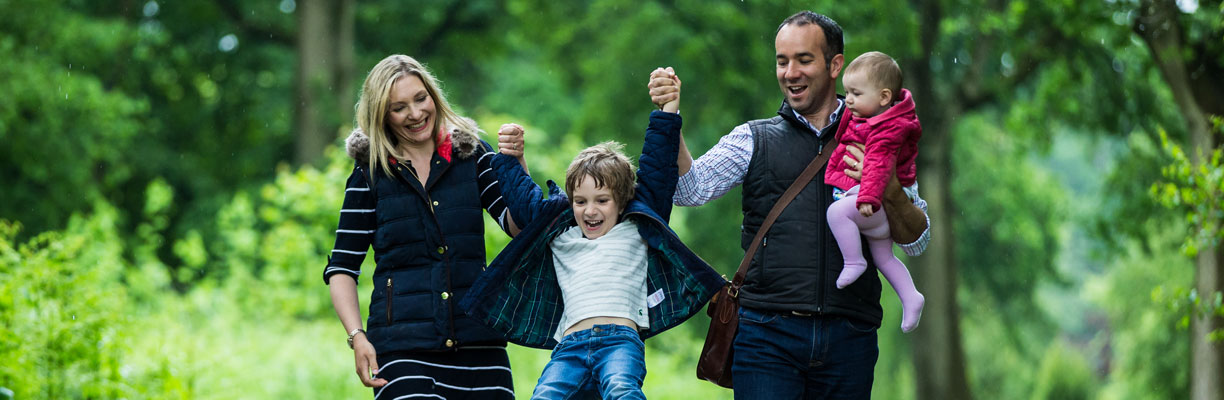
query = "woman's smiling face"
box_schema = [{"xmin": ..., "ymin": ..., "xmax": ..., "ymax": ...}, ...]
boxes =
[{"xmin": 386, "ymin": 75, "xmax": 436, "ymax": 146}]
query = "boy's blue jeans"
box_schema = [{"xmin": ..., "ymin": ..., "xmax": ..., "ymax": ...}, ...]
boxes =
[
  {"xmin": 732, "ymin": 306, "xmax": 879, "ymax": 399},
  {"xmin": 532, "ymin": 324, "xmax": 646, "ymax": 400}
]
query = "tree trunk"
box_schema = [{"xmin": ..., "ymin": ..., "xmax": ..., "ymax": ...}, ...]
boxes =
[
  {"xmin": 909, "ymin": 130, "xmax": 974, "ymax": 400},
  {"xmin": 905, "ymin": 1, "xmax": 974, "ymax": 398},
  {"xmin": 334, "ymin": 0, "xmax": 355, "ymax": 130},
  {"xmin": 1135, "ymin": 1, "xmax": 1224, "ymax": 398},
  {"xmin": 1195, "ymin": 247, "xmax": 1224, "ymax": 400},
  {"xmin": 294, "ymin": 0, "xmax": 336, "ymax": 165}
]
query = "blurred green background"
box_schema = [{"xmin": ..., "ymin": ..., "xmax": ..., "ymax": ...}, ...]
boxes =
[{"xmin": 2, "ymin": 0, "xmax": 1223, "ymax": 399}]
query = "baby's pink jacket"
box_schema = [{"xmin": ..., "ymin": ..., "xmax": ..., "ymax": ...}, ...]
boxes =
[{"xmin": 824, "ymin": 89, "xmax": 922, "ymax": 211}]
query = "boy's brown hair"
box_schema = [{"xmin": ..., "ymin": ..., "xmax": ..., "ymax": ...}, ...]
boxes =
[
  {"xmin": 564, "ymin": 141, "xmax": 636, "ymax": 209},
  {"xmin": 845, "ymin": 51, "xmax": 903, "ymax": 102}
]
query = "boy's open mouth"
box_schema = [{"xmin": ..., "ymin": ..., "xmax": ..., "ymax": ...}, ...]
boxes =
[{"xmin": 583, "ymin": 219, "xmax": 604, "ymax": 231}]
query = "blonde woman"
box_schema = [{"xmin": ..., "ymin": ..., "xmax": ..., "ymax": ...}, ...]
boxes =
[{"xmin": 324, "ymin": 54, "xmax": 525, "ymax": 399}]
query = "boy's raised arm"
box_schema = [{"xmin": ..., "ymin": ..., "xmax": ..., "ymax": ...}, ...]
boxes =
[
  {"xmin": 636, "ymin": 91, "xmax": 683, "ymax": 221},
  {"xmin": 648, "ymin": 67, "xmax": 692, "ymax": 176},
  {"xmin": 492, "ymin": 124, "xmax": 546, "ymax": 228}
]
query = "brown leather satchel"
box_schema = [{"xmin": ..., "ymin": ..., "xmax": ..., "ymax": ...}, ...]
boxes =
[{"xmin": 695, "ymin": 137, "xmax": 837, "ymax": 388}]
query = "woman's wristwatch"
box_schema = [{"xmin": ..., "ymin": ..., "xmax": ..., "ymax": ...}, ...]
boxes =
[{"xmin": 347, "ymin": 328, "xmax": 365, "ymax": 349}]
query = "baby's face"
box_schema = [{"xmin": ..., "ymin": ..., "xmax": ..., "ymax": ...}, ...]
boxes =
[
  {"xmin": 843, "ymin": 71, "xmax": 888, "ymax": 118},
  {"xmin": 570, "ymin": 174, "xmax": 621, "ymax": 240}
]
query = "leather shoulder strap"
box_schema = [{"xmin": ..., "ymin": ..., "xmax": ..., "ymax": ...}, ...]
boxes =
[{"xmin": 730, "ymin": 128, "xmax": 841, "ymax": 293}]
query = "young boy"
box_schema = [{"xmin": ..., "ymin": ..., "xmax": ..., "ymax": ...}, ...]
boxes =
[
  {"xmin": 824, "ymin": 51, "xmax": 926, "ymax": 333},
  {"xmin": 460, "ymin": 86, "xmax": 725, "ymax": 398}
]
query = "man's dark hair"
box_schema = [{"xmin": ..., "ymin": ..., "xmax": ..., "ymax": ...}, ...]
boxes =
[{"xmin": 777, "ymin": 11, "xmax": 844, "ymax": 68}]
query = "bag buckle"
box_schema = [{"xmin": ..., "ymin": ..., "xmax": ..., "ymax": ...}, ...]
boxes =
[{"xmin": 726, "ymin": 286, "xmax": 739, "ymax": 299}]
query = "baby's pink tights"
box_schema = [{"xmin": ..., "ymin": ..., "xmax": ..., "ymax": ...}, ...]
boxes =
[{"xmin": 827, "ymin": 192, "xmax": 925, "ymax": 332}]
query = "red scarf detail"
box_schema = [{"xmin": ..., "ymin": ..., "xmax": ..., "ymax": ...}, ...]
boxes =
[
  {"xmin": 435, "ymin": 128, "xmax": 453, "ymax": 162},
  {"xmin": 388, "ymin": 127, "xmax": 453, "ymax": 165}
]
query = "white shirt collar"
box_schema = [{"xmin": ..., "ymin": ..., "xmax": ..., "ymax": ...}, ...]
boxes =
[{"xmin": 790, "ymin": 98, "xmax": 845, "ymax": 134}]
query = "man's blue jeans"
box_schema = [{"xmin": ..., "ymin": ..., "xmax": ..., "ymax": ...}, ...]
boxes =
[
  {"xmin": 732, "ymin": 307, "xmax": 879, "ymax": 399},
  {"xmin": 532, "ymin": 324, "xmax": 646, "ymax": 400}
]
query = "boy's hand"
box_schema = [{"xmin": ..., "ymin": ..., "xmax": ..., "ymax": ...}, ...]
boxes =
[
  {"xmin": 858, "ymin": 204, "xmax": 874, "ymax": 218},
  {"xmin": 648, "ymin": 67, "xmax": 681, "ymax": 113},
  {"xmin": 498, "ymin": 123, "xmax": 526, "ymax": 158}
]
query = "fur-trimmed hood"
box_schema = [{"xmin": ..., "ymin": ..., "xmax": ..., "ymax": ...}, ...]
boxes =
[{"xmin": 346, "ymin": 116, "xmax": 484, "ymax": 162}]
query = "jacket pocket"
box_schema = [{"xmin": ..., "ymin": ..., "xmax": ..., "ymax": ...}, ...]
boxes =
[{"xmin": 745, "ymin": 233, "xmax": 768, "ymax": 286}]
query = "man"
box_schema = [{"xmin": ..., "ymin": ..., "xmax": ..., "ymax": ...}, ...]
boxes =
[{"xmin": 648, "ymin": 11, "xmax": 930, "ymax": 398}]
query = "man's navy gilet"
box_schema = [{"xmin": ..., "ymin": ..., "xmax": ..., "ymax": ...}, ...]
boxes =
[
  {"xmin": 738, "ymin": 101, "xmax": 883, "ymax": 326},
  {"xmin": 363, "ymin": 150, "xmax": 504, "ymax": 353}
]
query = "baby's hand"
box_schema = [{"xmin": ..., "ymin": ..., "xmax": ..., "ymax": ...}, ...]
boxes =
[{"xmin": 858, "ymin": 204, "xmax": 874, "ymax": 218}]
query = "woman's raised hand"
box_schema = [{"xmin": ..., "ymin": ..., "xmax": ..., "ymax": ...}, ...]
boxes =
[{"xmin": 498, "ymin": 123, "xmax": 526, "ymax": 158}]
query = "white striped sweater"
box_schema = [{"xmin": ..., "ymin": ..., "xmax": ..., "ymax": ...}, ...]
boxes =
[{"xmin": 549, "ymin": 221, "xmax": 650, "ymax": 341}]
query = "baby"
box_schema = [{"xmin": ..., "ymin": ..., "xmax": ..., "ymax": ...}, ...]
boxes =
[{"xmin": 825, "ymin": 51, "xmax": 926, "ymax": 332}]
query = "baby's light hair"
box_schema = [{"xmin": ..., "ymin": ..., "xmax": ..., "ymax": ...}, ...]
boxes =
[
  {"xmin": 564, "ymin": 141, "xmax": 636, "ymax": 209},
  {"xmin": 845, "ymin": 51, "xmax": 903, "ymax": 101}
]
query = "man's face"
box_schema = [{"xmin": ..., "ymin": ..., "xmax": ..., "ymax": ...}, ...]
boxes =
[{"xmin": 775, "ymin": 24, "xmax": 841, "ymax": 116}]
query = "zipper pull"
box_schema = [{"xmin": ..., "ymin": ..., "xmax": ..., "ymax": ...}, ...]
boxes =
[{"xmin": 386, "ymin": 276, "xmax": 394, "ymax": 323}]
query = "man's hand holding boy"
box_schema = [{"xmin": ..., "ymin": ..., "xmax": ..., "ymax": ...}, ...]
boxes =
[{"xmin": 648, "ymin": 67, "xmax": 681, "ymax": 114}]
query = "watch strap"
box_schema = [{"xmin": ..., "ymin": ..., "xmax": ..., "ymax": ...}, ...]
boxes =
[{"xmin": 347, "ymin": 328, "xmax": 365, "ymax": 349}]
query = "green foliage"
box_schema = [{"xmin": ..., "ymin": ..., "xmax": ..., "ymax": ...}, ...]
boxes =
[
  {"xmin": 1030, "ymin": 341, "xmax": 1099, "ymax": 400},
  {"xmin": 1088, "ymin": 230, "xmax": 1193, "ymax": 400},
  {"xmin": 1150, "ymin": 119, "xmax": 1224, "ymax": 257},
  {"xmin": 195, "ymin": 147, "xmax": 354, "ymax": 320},
  {"xmin": 953, "ymin": 114, "xmax": 1066, "ymax": 339},
  {"xmin": 0, "ymin": 146, "xmax": 368, "ymax": 398},
  {"xmin": 1147, "ymin": 117, "xmax": 1224, "ymax": 340},
  {"xmin": 0, "ymin": 2, "xmax": 147, "ymax": 235},
  {"xmin": 1152, "ymin": 285, "xmax": 1224, "ymax": 342},
  {"xmin": 1097, "ymin": 130, "xmax": 1184, "ymax": 256},
  {"xmin": 961, "ymin": 296, "xmax": 1043, "ymax": 400},
  {"xmin": 0, "ymin": 208, "xmax": 129, "ymax": 398}
]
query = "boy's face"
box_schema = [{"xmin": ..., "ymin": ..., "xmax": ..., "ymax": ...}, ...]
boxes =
[
  {"xmin": 570, "ymin": 174, "xmax": 622, "ymax": 240},
  {"xmin": 842, "ymin": 71, "xmax": 890, "ymax": 118}
]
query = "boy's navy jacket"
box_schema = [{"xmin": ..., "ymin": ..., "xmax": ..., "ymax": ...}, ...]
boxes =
[{"xmin": 459, "ymin": 111, "xmax": 727, "ymax": 349}]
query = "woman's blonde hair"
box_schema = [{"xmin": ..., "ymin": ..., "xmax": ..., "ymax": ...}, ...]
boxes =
[{"xmin": 355, "ymin": 54, "xmax": 477, "ymax": 178}]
